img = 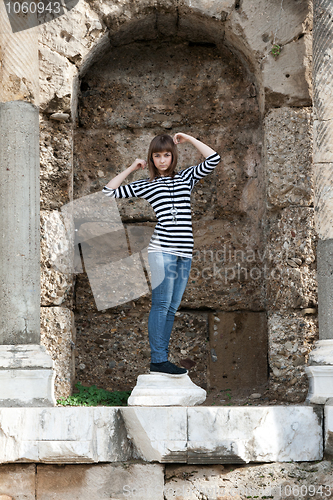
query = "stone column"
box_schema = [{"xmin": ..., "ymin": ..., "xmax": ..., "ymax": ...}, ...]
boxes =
[
  {"xmin": 0, "ymin": 4, "xmax": 55, "ymax": 406},
  {"xmin": 306, "ymin": 0, "xmax": 333, "ymax": 403}
]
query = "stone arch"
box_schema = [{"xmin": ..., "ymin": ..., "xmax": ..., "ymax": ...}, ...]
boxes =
[
  {"xmin": 39, "ymin": 0, "xmax": 313, "ymax": 401},
  {"xmin": 38, "ymin": 0, "xmax": 312, "ymax": 118}
]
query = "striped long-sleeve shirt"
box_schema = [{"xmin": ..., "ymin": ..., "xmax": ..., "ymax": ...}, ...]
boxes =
[{"xmin": 102, "ymin": 152, "xmax": 221, "ymax": 258}]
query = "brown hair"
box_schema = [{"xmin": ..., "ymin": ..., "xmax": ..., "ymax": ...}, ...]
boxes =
[{"xmin": 147, "ymin": 134, "xmax": 178, "ymax": 181}]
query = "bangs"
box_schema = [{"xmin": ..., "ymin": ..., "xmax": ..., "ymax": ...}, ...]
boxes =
[{"xmin": 150, "ymin": 135, "xmax": 175, "ymax": 154}]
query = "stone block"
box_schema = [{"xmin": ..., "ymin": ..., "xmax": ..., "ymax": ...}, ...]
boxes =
[
  {"xmin": 40, "ymin": 307, "xmax": 75, "ymax": 400},
  {"xmin": 225, "ymin": 0, "xmax": 311, "ymax": 106},
  {"xmin": 164, "ymin": 461, "xmax": 333, "ymax": 500},
  {"xmin": 39, "ymin": 2, "xmax": 105, "ymax": 66},
  {"xmin": 0, "ymin": 406, "xmax": 324, "ymax": 465},
  {"xmin": 264, "ymin": 107, "xmax": 313, "ymax": 209},
  {"xmin": 228, "ymin": 0, "xmax": 311, "ymax": 53},
  {"xmin": 262, "ymin": 36, "xmax": 312, "ymax": 107},
  {"xmin": 0, "ymin": 370, "xmax": 55, "ymax": 408},
  {"xmin": 187, "ymin": 406, "xmax": 323, "ymax": 464},
  {"xmin": 0, "ymin": 465, "xmax": 36, "ymax": 500},
  {"xmin": 36, "ymin": 463, "xmax": 164, "ymax": 500},
  {"xmin": 96, "ymin": 0, "xmax": 175, "ymax": 42},
  {"xmin": 0, "ymin": 345, "xmax": 53, "ymax": 370},
  {"xmin": 128, "ymin": 373, "xmax": 206, "ymax": 406},
  {"xmin": 0, "ymin": 346, "xmax": 55, "ymax": 407},
  {"xmin": 266, "ymin": 207, "xmax": 317, "ymax": 311},
  {"xmin": 208, "ymin": 311, "xmax": 268, "ymax": 391},
  {"xmin": 0, "ymin": 408, "xmax": 131, "ymax": 464},
  {"xmin": 40, "ymin": 210, "xmax": 73, "ymax": 307},
  {"xmin": 40, "ymin": 120, "xmax": 73, "ymax": 211},
  {"xmin": 121, "ymin": 407, "xmax": 187, "ymax": 462},
  {"xmin": 268, "ymin": 311, "xmax": 318, "ymax": 403},
  {"xmin": 39, "ymin": 45, "xmax": 77, "ymax": 113}
]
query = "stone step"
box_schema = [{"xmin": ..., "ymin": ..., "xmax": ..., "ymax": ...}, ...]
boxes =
[{"xmin": 0, "ymin": 405, "xmax": 323, "ymax": 464}]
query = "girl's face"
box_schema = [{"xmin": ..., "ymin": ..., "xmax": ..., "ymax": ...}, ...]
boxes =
[{"xmin": 152, "ymin": 150, "xmax": 172, "ymax": 175}]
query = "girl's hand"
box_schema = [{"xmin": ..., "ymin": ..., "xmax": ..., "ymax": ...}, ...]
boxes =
[
  {"xmin": 173, "ymin": 132, "xmax": 191, "ymax": 145},
  {"xmin": 174, "ymin": 133, "xmax": 216, "ymax": 157},
  {"xmin": 105, "ymin": 158, "xmax": 146, "ymax": 189},
  {"xmin": 130, "ymin": 158, "xmax": 146, "ymax": 172}
]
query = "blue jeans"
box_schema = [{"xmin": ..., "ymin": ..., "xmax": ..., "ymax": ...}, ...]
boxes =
[{"xmin": 148, "ymin": 252, "xmax": 192, "ymax": 363}]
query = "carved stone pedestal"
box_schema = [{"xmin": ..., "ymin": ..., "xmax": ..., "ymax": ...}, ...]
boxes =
[
  {"xmin": 128, "ymin": 373, "xmax": 206, "ymax": 406},
  {"xmin": 306, "ymin": 340, "xmax": 333, "ymax": 404},
  {"xmin": 0, "ymin": 345, "xmax": 55, "ymax": 407}
]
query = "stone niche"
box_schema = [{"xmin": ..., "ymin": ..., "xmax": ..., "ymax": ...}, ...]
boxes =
[
  {"xmin": 73, "ymin": 30, "xmax": 265, "ymax": 394},
  {"xmin": 38, "ymin": 0, "xmax": 314, "ymax": 402}
]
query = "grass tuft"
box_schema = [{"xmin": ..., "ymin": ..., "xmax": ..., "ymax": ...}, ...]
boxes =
[{"xmin": 57, "ymin": 382, "xmax": 131, "ymax": 407}]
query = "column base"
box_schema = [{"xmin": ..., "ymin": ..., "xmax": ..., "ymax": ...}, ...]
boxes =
[
  {"xmin": 306, "ymin": 340, "xmax": 333, "ymax": 404},
  {"xmin": 0, "ymin": 345, "xmax": 55, "ymax": 407},
  {"xmin": 305, "ymin": 366, "xmax": 333, "ymax": 404},
  {"xmin": 128, "ymin": 373, "xmax": 206, "ymax": 406}
]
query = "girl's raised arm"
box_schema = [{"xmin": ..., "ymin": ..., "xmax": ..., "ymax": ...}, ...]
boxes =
[
  {"xmin": 173, "ymin": 133, "xmax": 216, "ymax": 158},
  {"xmin": 105, "ymin": 158, "xmax": 146, "ymax": 190}
]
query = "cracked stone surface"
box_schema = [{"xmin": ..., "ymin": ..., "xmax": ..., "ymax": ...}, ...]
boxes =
[{"xmin": 0, "ymin": 406, "xmax": 322, "ymax": 464}]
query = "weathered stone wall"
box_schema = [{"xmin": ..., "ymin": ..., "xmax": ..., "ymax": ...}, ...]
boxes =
[
  {"xmin": 1, "ymin": 460, "xmax": 332, "ymax": 500},
  {"xmin": 264, "ymin": 107, "xmax": 316, "ymax": 402},
  {"xmin": 38, "ymin": 0, "xmax": 314, "ymax": 402},
  {"xmin": 40, "ymin": 121, "xmax": 75, "ymax": 399}
]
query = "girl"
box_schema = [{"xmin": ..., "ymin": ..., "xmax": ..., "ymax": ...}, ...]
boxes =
[{"xmin": 103, "ymin": 133, "xmax": 220, "ymax": 375}]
